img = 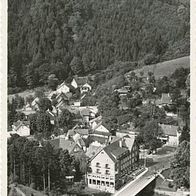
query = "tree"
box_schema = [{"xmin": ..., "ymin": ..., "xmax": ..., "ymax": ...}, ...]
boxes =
[
  {"xmin": 179, "ymin": 126, "xmax": 190, "ymax": 143},
  {"xmin": 170, "ymin": 141, "xmax": 190, "ymax": 189},
  {"xmin": 8, "ymin": 100, "xmax": 17, "ymax": 127},
  {"xmin": 81, "ymin": 94, "xmax": 97, "ymax": 106},
  {"xmin": 48, "ymin": 74, "xmax": 59, "ymax": 91},
  {"xmin": 29, "ymin": 113, "xmax": 38, "ymax": 135},
  {"xmin": 70, "ymin": 56, "xmax": 82, "ymax": 75},
  {"xmin": 26, "ymin": 95, "xmax": 34, "ymax": 105},
  {"xmin": 58, "ymin": 109, "xmax": 75, "ymax": 132},
  {"xmin": 34, "ymin": 89, "xmax": 45, "ymax": 99},
  {"xmin": 38, "ymin": 98, "xmax": 52, "ymax": 112},
  {"xmin": 137, "ymin": 120, "xmax": 163, "ymax": 152},
  {"xmin": 36, "ymin": 112, "xmax": 52, "ymax": 139},
  {"xmin": 59, "ymin": 150, "xmax": 74, "ymax": 179}
]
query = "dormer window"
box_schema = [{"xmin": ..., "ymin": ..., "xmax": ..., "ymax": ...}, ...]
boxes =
[{"xmin": 105, "ymin": 164, "xmax": 110, "ymax": 169}]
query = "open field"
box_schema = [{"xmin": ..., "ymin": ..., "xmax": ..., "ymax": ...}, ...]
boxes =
[{"xmin": 126, "ymin": 56, "xmax": 190, "ymax": 79}]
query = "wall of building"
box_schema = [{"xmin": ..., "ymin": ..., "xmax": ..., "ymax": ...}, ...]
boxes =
[
  {"xmin": 87, "ymin": 150, "xmax": 115, "ymax": 193},
  {"xmin": 57, "ymin": 85, "xmax": 69, "ymax": 94},
  {"xmin": 17, "ymin": 126, "xmax": 30, "ymax": 137}
]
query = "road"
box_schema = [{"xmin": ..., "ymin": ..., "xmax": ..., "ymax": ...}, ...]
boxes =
[
  {"xmin": 114, "ymin": 151, "xmax": 174, "ymax": 196},
  {"xmin": 115, "ymin": 173, "xmax": 156, "ymax": 196}
]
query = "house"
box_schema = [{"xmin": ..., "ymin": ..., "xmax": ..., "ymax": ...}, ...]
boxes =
[
  {"xmin": 115, "ymin": 86, "xmax": 130, "ymax": 96},
  {"xmin": 142, "ymin": 98, "xmax": 156, "ymax": 105},
  {"xmin": 56, "ymin": 81, "xmax": 70, "ymax": 95},
  {"xmin": 116, "ymin": 128, "xmax": 139, "ymax": 138},
  {"xmin": 31, "ymin": 97, "xmax": 40, "ymax": 110},
  {"xmin": 87, "ymin": 135, "xmax": 139, "ymax": 193},
  {"xmin": 86, "ymin": 142, "xmax": 104, "ymax": 158},
  {"xmin": 155, "ymin": 93, "xmax": 173, "ymax": 108},
  {"xmin": 159, "ymin": 124, "xmax": 180, "ymax": 146},
  {"xmin": 89, "ymin": 116, "xmax": 102, "ymax": 129},
  {"xmin": 49, "ymin": 137, "xmax": 84, "ymax": 155},
  {"xmin": 55, "ymin": 92, "xmax": 72, "ymax": 109},
  {"xmin": 72, "ymin": 133, "xmax": 87, "ymax": 152},
  {"xmin": 80, "ymin": 106, "xmax": 98, "ymax": 124},
  {"xmin": 46, "ymin": 110, "xmax": 56, "ymax": 125},
  {"xmin": 67, "ymin": 128, "xmax": 89, "ymax": 139},
  {"xmin": 71, "ymin": 76, "xmax": 92, "ymax": 94},
  {"xmin": 91, "ymin": 124, "xmax": 111, "ymax": 138},
  {"xmin": 8, "ymin": 121, "xmax": 31, "ymax": 138}
]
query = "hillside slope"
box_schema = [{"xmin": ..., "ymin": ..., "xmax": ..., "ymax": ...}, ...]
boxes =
[
  {"xmin": 126, "ymin": 56, "xmax": 190, "ymax": 79},
  {"xmin": 8, "ymin": 0, "xmax": 189, "ymax": 91}
]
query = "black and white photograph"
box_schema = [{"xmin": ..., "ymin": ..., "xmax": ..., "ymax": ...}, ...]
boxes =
[{"xmin": 1, "ymin": 0, "xmax": 193, "ymax": 195}]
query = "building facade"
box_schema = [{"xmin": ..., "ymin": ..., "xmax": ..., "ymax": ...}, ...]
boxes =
[{"xmin": 87, "ymin": 136, "xmax": 139, "ymax": 193}]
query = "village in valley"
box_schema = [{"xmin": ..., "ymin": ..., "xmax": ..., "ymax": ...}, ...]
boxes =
[
  {"xmin": 7, "ymin": 0, "xmax": 190, "ymax": 195},
  {"xmin": 8, "ymin": 62, "xmax": 190, "ymax": 196}
]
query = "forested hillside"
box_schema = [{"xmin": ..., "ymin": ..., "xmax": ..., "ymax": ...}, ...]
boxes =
[{"xmin": 8, "ymin": 0, "xmax": 190, "ymax": 93}]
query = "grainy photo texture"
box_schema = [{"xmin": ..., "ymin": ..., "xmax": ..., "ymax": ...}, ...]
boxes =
[{"xmin": 7, "ymin": 0, "xmax": 190, "ymax": 196}]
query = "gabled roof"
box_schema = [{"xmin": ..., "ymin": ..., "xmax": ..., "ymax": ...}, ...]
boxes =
[
  {"xmin": 74, "ymin": 76, "xmax": 88, "ymax": 86},
  {"xmin": 67, "ymin": 128, "xmax": 89, "ymax": 137},
  {"xmin": 156, "ymin": 93, "xmax": 173, "ymax": 105},
  {"xmin": 13, "ymin": 121, "xmax": 30, "ymax": 131},
  {"xmin": 89, "ymin": 135, "xmax": 108, "ymax": 145},
  {"xmin": 49, "ymin": 138, "xmax": 81, "ymax": 153},
  {"xmin": 57, "ymin": 81, "xmax": 70, "ymax": 90},
  {"xmin": 56, "ymin": 92, "xmax": 69, "ymax": 101},
  {"xmin": 103, "ymin": 142, "xmax": 126, "ymax": 163},
  {"xmin": 80, "ymin": 108, "xmax": 91, "ymax": 116},
  {"xmin": 31, "ymin": 97, "xmax": 39, "ymax": 106},
  {"xmin": 86, "ymin": 145, "xmax": 103, "ymax": 158},
  {"xmin": 91, "ymin": 136, "xmax": 134, "ymax": 163},
  {"xmin": 159, "ymin": 124, "xmax": 178, "ymax": 136},
  {"xmin": 93, "ymin": 124, "xmax": 110, "ymax": 134},
  {"xmin": 89, "ymin": 116, "xmax": 102, "ymax": 124}
]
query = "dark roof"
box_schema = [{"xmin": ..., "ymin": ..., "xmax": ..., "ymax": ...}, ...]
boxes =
[
  {"xmin": 74, "ymin": 76, "xmax": 88, "ymax": 86},
  {"xmin": 56, "ymin": 92, "xmax": 69, "ymax": 101},
  {"xmin": 80, "ymin": 108, "xmax": 91, "ymax": 116},
  {"xmin": 89, "ymin": 135, "xmax": 108, "ymax": 145},
  {"xmin": 13, "ymin": 121, "xmax": 30, "ymax": 130},
  {"xmin": 68, "ymin": 128, "xmax": 89, "ymax": 137},
  {"xmin": 92, "ymin": 130, "xmax": 111, "ymax": 136},
  {"xmin": 49, "ymin": 138, "xmax": 81, "ymax": 153},
  {"xmin": 103, "ymin": 139, "xmax": 129, "ymax": 162},
  {"xmin": 86, "ymin": 145, "xmax": 103, "ymax": 158},
  {"xmin": 159, "ymin": 124, "xmax": 178, "ymax": 136}
]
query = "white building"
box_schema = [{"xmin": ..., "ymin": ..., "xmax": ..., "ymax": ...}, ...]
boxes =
[
  {"xmin": 159, "ymin": 124, "xmax": 180, "ymax": 146},
  {"xmin": 56, "ymin": 81, "xmax": 70, "ymax": 95},
  {"xmin": 8, "ymin": 121, "xmax": 30, "ymax": 138},
  {"xmin": 87, "ymin": 135, "xmax": 139, "ymax": 193},
  {"xmin": 71, "ymin": 76, "xmax": 92, "ymax": 94}
]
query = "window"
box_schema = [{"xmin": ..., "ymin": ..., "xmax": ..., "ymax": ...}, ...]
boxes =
[
  {"xmin": 93, "ymin": 180, "xmax": 96, "ymax": 185},
  {"xmin": 110, "ymin": 182, "xmax": 114, "ymax": 187},
  {"xmin": 106, "ymin": 181, "xmax": 109, "ymax": 187},
  {"xmin": 105, "ymin": 170, "xmax": 110, "ymax": 175},
  {"xmin": 96, "ymin": 162, "xmax": 100, "ymax": 167},
  {"xmin": 97, "ymin": 180, "xmax": 100, "ymax": 185},
  {"xmin": 101, "ymin": 181, "xmax": 105, "ymax": 186},
  {"xmin": 105, "ymin": 164, "xmax": 109, "ymax": 169},
  {"xmin": 89, "ymin": 179, "xmax": 92, "ymax": 184},
  {"xmin": 97, "ymin": 169, "xmax": 101, "ymax": 174}
]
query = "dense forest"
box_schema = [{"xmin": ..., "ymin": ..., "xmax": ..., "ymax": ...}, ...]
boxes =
[{"xmin": 8, "ymin": 0, "xmax": 190, "ymax": 93}]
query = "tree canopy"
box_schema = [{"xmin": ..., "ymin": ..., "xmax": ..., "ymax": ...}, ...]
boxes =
[{"xmin": 8, "ymin": 0, "xmax": 189, "ymax": 92}]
